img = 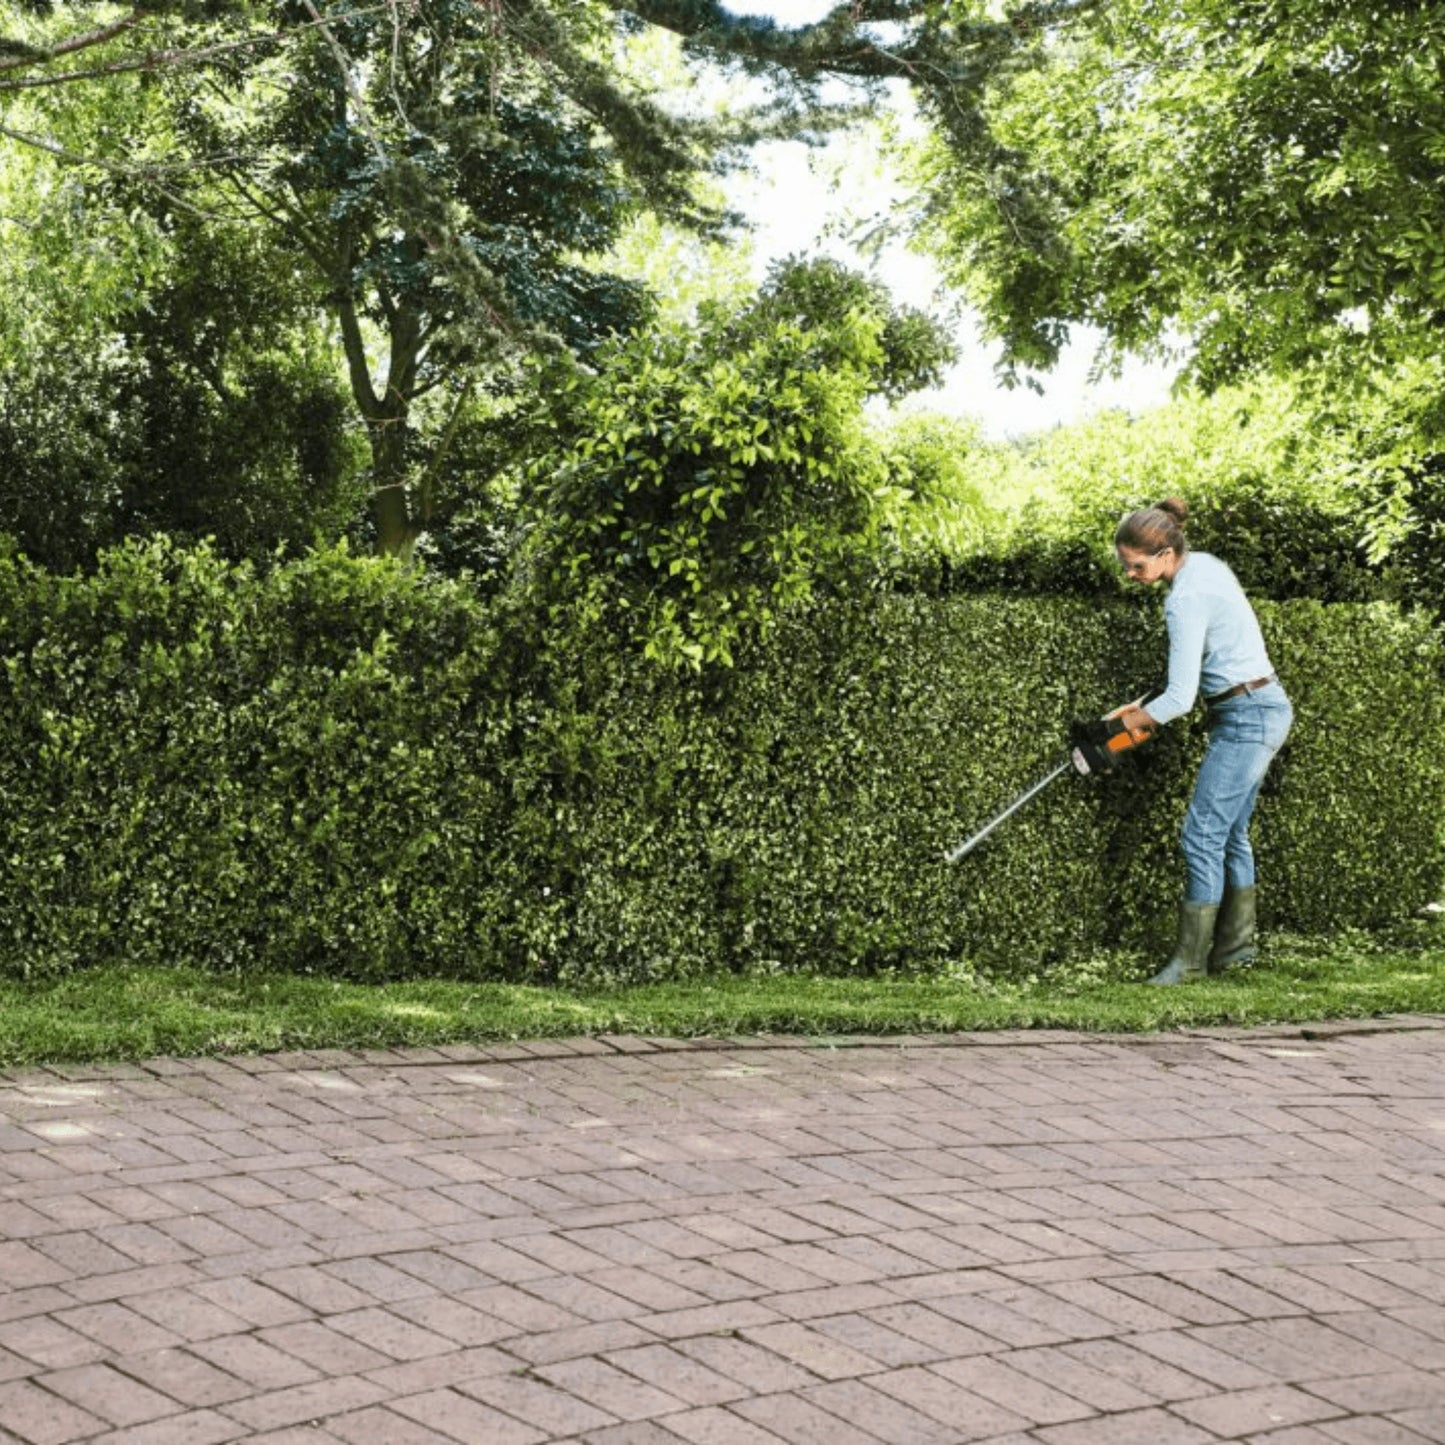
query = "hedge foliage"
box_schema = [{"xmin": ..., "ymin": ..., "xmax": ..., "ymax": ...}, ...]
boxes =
[
  {"xmin": 1, "ymin": 539, "xmax": 1440, "ymax": 983},
  {"xmin": 888, "ymin": 383, "xmax": 1397, "ymax": 605}
]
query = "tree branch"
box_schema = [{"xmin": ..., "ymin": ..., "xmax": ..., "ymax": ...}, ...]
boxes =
[
  {"xmin": 217, "ymin": 167, "xmax": 329, "ymax": 265},
  {"xmin": 0, "ymin": 118, "xmax": 250, "ymax": 179},
  {"xmin": 0, "ymin": 10, "xmax": 146, "ymax": 77},
  {"xmin": 387, "ymin": 303, "xmax": 424, "ymax": 406},
  {"xmin": 0, "ymin": 4, "xmax": 391, "ymax": 93},
  {"xmin": 607, "ymin": 0, "xmax": 922, "ymax": 81},
  {"xmin": 414, "ymin": 383, "xmax": 471, "ymax": 523},
  {"xmin": 605, "ymin": 0, "xmax": 1096, "ymax": 86},
  {"xmin": 298, "ymin": 0, "xmax": 389, "ymax": 166},
  {"xmin": 336, "ymin": 283, "xmax": 383, "ymax": 417}
]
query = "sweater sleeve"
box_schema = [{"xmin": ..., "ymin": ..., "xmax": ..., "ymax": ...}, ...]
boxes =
[{"xmin": 1147, "ymin": 593, "xmax": 1207, "ymax": 725}]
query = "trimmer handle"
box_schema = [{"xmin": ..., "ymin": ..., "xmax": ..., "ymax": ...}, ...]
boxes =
[{"xmin": 1068, "ymin": 695, "xmax": 1157, "ymax": 776}]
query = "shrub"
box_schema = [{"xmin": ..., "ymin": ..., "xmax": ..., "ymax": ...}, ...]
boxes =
[
  {"xmin": 895, "ymin": 384, "xmax": 1388, "ymax": 603},
  {"xmin": 516, "ymin": 259, "xmax": 955, "ymax": 669},
  {"xmin": 1381, "ymin": 452, "xmax": 1445, "ymax": 621},
  {"xmin": 0, "ymin": 539, "xmax": 512, "ymax": 979},
  {"xmin": 558, "ymin": 593, "xmax": 1443, "ymax": 976},
  {"xmin": 0, "ymin": 540, "xmax": 1439, "ymax": 983}
]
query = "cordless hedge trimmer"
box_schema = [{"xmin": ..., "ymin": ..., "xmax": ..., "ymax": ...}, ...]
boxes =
[{"xmin": 944, "ymin": 695, "xmax": 1158, "ymax": 863}]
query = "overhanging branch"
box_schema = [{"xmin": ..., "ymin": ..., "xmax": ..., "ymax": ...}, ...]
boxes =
[
  {"xmin": 0, "ymin": 10, "xmax": 146, "ymax": 77},
  {"xmin": 606, "ymin": 0, "xmax": 931, "ymax": 81},
  {"xmin": 607, "ymin": 0, "xmax": 1096, "ymax": 85},
  {"xmin": 0, "ymin": 3, "xmax": 392, "ymax": 93}
]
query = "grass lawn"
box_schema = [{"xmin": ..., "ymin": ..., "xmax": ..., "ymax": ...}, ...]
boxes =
[{"xmin": 0, "ymin": 924, "xmax": 1441, "ymax": 1067}]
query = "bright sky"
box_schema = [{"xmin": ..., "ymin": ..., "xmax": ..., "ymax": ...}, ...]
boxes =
[{"xmin": 720, "ymin": 4, "xmax": 1178, "ymax": 440}]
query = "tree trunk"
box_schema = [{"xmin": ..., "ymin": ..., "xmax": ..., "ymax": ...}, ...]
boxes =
[
  {"xmin": 336, "ymin": 284, "xmax": 425, "ymax": 560},
  {"xmin": 369, "ymin": 409, "xmax": 419, "ymax": 561}
]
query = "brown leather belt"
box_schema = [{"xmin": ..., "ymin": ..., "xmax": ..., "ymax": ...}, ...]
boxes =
[{"xmin": 1206, "ymin": 674, "xmax": 1276, "ymax": 705}]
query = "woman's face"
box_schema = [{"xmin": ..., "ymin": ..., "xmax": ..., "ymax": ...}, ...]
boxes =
[{"xmin": 1116, "ymin": 544, "xmax": 1173, "ymax": 585}]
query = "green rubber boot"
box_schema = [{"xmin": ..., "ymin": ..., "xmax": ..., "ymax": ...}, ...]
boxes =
[
  {"xmin": 1147, "ymin": 901, "xmax": 1219, "ymax": 986},
  {"xmin": 1209, "ymin": 885, "xmax": 1258, "ymax": 974}
]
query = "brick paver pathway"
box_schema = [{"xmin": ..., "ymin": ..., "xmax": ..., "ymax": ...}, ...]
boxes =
[{"xmin": 2, "ymin": 1020, "xmax": 1445, "ymax": 1443}]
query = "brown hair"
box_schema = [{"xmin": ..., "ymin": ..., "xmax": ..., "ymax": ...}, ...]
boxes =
[{"xmin": 1115, "ymin": 497, "xmax": 1188, "ymax": 554}]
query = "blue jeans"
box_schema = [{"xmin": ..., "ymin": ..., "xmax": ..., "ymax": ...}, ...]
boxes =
[{"xmin": 1181, "ymin": 682, "xmax": 1293, "ymax": 904}]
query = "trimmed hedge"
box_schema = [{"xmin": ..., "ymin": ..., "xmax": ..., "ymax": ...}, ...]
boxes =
[
  {"xmin": 885, "ymin": 384, "xmax": 1398, "ymax": 606},
  {"xmin": 0, "ymin": 541, "xmax": 511, "ymax": 978},
  {"xmin": 1, "ymin": 539, "xmax": 1441, "ymax": 982},
  {"xmin": 891, "ymin": 488, "xmax": 1386, "ymax": 605}
]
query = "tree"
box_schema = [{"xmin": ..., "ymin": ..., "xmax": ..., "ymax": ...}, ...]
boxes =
[
  {"xmin": 162, "ymin": 0, "xmax": 725, "ymax": 557},
  {"xmin": 2, "ymin": 1, "xmax": 725, "ymax": 555},
  {"xmin": 902, "ymin": 0, "xmax": 1445, "ymax": 399},
  {"xmin": 1, "ymin": 0, "xmax": 1072, "ymax": 559},
  {"xmin": 0, "ymin": 218, "xmax": 363, "ymax": 570},
  {"xmin": 858, "ymin": 0, "xmax": 1445, "ymax": 588}
]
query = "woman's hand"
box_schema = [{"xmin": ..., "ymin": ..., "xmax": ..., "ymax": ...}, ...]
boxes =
[{"xmin": 1114, "ymin": 703, "xmax": 1158, "ymax": 739}]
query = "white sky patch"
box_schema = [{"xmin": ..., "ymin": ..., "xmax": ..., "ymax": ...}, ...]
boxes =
[{"xmin": 714, "ymin": 0, "xmax": 1178, "ymax": 439}]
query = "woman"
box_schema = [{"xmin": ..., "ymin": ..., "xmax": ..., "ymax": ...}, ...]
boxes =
[{"xmin": 1112, "ymin": 498, "xmax": 1293, "ymax": 985}]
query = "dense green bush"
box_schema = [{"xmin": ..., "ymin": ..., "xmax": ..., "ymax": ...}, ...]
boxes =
[
  {"xmin": 892, "ymin": 384, "xmax": 1389, "ymax": 603},
  {"xmin": 0, "ymin": 541, "xmax": 512, "ymax": 978},
  {"xmin": 0, "ymin": 539, "xmax": 1440, "ymax": 982},
  {"xmin": 552, "ymin": 592, "xmax": 1442, "ymax": 976},
  {"xmin": 515, "ymin": 258, "xmax": 955, "ymax": 669},
  {"xmin": 1383, "ymin": 452, "xmax": 1445, "ymax": 622},
  {"xmin": 0, "ymin": 222, "xmax": 365, "ymax": 573},
  {"xmin": 918, "ymin": 494, "xmax": 1382, "ymax": 604}
]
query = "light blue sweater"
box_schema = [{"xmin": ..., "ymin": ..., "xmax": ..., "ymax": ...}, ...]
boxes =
[{"xmin": 1147, "ymin": 551, "xmax": 1275, "ymax": 725}]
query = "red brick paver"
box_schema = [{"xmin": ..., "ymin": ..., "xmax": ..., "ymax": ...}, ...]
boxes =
[{"xmin": 1, "ymin": 1020, "xmax": 1445, "ymax": 1440}]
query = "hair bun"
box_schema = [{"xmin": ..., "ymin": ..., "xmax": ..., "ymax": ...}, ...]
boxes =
[{"xmin": 1155, "ymin": 497, "xmax": 1189, "ymax": 526}]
